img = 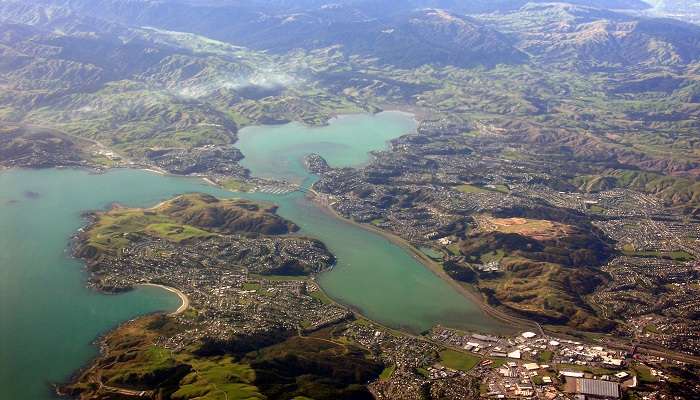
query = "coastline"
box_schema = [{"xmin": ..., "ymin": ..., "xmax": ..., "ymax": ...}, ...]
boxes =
[
  {"xmin": 377, "ymin": 103, "xmax": 433, "ymax": 123},
  {"xmin": 307, "ymin": 190, "xmax": 537, "ymax": 334},
  {"xmin": 6, "ymin": 162, "xmax": 697, "ymax": 399},
  {"xmin": 140, "ymin": 167, "xmax": 166, "ymax": 175},
  {"xmin": 303, "ymin": 193, "xmax": 700, "ymax": 364},
  {"xmin": 136, "ymin": 283, "xmax": 189, "ymax": 315},
  {"xmin": 0, "ymin": 131, "xmax": 580, "ymax": 339},
  {"xmin": 3, "ymin": 114, "xmax": 698, "ymax": 399}
]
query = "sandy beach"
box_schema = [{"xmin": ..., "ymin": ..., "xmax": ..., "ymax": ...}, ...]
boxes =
[
  {"xmin": 138, "ymin": 283, "xmax": 189, "ymax": 315},
  {"xmin": 140, "ymin": 168, "xmax": 166, "ymax": 175}
]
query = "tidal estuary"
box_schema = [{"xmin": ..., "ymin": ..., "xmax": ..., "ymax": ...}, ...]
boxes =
[{"xmin": 0, "ymin": 112, "xmax": 504, "ymax": 399}]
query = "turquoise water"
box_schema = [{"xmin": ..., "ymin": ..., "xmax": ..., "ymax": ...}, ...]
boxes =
[
  {"xmin": 238, "ymin": 111, "xmax": 417, "ymax": 183},
  {"xmin": 0, "ymin": 112, "xmax": 506, "ymax": 399},
  {"xmin": 236, "ymin": 112, "xmax": 507, "ymax": 332},
  {"xmin": 0, "ymin": 169, "xmax": 219, "ymax": 400},
  {"xmin": 256, "ymin": 191, "xmax": 505, "ymax": 333}
]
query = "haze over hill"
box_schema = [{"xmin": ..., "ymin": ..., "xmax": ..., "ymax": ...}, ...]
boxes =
[{"xmin": 643, "ymin": 0, "xmax": 700, "ymax": 23}]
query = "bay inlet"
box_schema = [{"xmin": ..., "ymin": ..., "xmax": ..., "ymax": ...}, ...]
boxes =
[{"xmin": 0, "ymin": 111, "xmax": 506, "ymax": 399}]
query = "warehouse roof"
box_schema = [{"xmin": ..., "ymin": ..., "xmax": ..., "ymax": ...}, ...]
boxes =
[{"xmin": 566, "ymin": 378, "xmax": 620, "ymax": 399}]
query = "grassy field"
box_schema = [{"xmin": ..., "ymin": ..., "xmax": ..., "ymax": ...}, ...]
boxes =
[
  {"xmin": 415, "ymin": 367, "xmax": 430, "ymax": 378},
  {"xmin": 379, "ymin": 364, "xmax": 395, "ymax": 380},
  {"xmin": 478, "ymin": 249, "xmax": 506, "ymax": 263},
  {"xmin": 489, "ymin": 358, "xmax": 507, "ymax": 368},
  {"xmin": 145, "ymin": 223, "xmax": 214, "ymax": 242},
  {"xmin": 172, "ymin": 356, "xmax": 263, "ymax": 400},
  {"xmin": 632, "ymin": 364, "xmax": 659, "ymax": 384},
  {"xmin": 538, "ymin": 350, "xmax": 553, "ymax": 363},
  {"xmin": 370, "ymin": 218, "xmax": 386, "ymax": 226},
  {"xmin": 222, "ymin": 178, "xmax": 255, "ymax": 193},
  {"xmin": 242, "ymin": 282, "xmax": 261, "ymax": 291},
  {"xmin": 309, "ymin": 289, "xmax": 335, "ymax": 305},
  {"xmin": 621, "ymin": 245, "xmax": 695, "ymax": 261},
  {"xmin": 455, "ymin": 184, "xmax": 490, "ymax": 194},
  {"xmin": 588, "ymin": 204, "xmax": 605, "ymax": 213},
  {"xmin": 439, "ymin": 349, "xmax": 481, "ymax": 372},
  {"xmin": 249, "ymin": 274, "xmax": 307, "ymax": 282},
  {"xmin": 86, "ymin": 209, "xmax": 213, "ymax": 254},
  {"xmin": 86, "ymin": 209, "xmax": 170, "ymax": 253}
]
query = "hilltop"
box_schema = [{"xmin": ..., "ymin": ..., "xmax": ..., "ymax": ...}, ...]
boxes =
[
  {"xmin": 0, "ymin": 125, "xmax": 93, "ymax": 168},
  {"xmin": 480, "ymin": 3, "xmax": 700, "ymax": 69},
  {"xmin": 454, "ymin": 211, "xmax": 614, "ymax": 331},
  {"xmin": 79, "ymin": 193, "xmax": 299, "ymax": 260},
  {"xmin": 154, "ymin": 193, "xmax": 298, "ymax": 235}
]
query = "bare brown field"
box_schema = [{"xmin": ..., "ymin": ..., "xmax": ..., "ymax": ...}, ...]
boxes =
[{"xmin": 474, "ymin": 215, "xmax": 575, "ymax": 241}]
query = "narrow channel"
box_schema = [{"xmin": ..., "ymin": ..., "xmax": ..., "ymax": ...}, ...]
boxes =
[{"xmin": 234, "ymin": 111, "xmax": 509, "ymax": 333}]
